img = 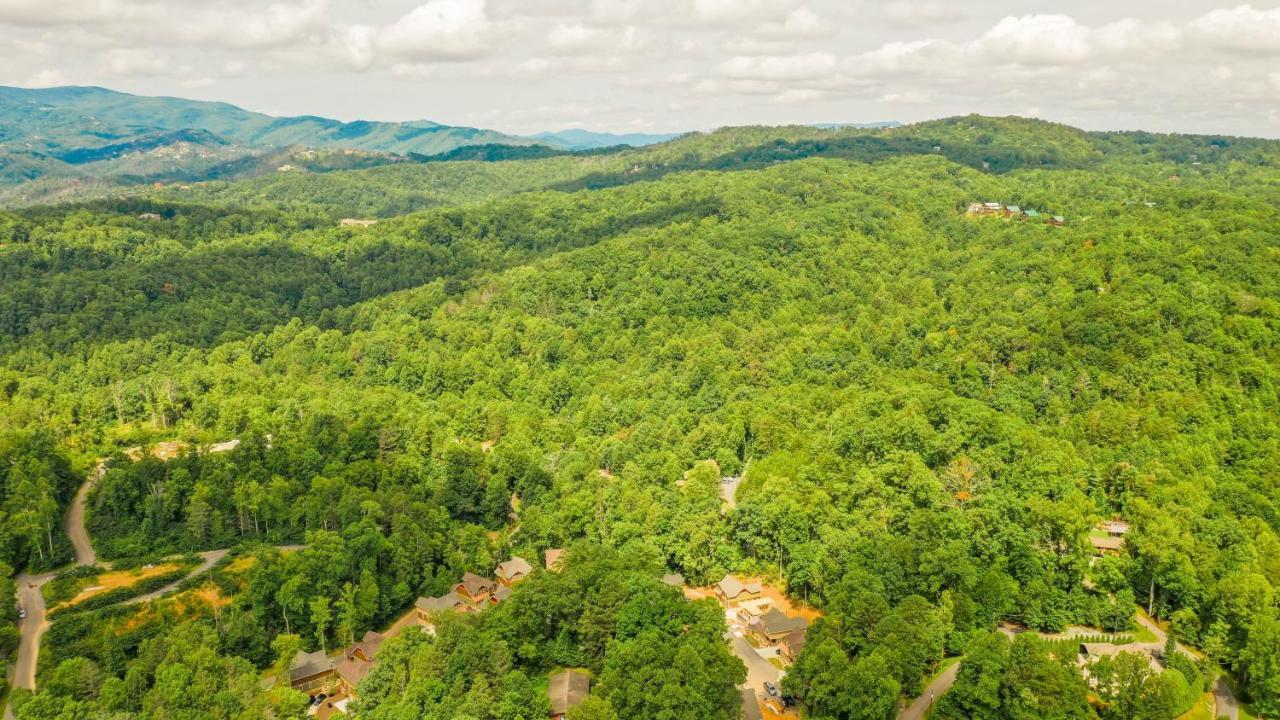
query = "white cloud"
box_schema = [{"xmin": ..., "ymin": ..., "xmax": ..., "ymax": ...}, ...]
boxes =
[
  {"xmin": 178, "ymin": 0, "xmax": 331, "ymax": 50},
  {"xmin": 881, "ymin": 0, "xmax": 960, "ymax": 28},
  {"xmin": 715, "ymin": 52, "xmax": 837, "ymax": 81},
  {"xmin": 103, "ymin": 48, "xmax": 169, "ymax": 76},
  {"xmin": 771, "ymin": 88, "xmax": 824, "ymax": 103},
  {"xmin": 547, "ymin": 23, "xmax": 649, "ymax": 55},
  {"xmin": 755, "ymin": 6, "xmax": 829, "ymax": 39},
  {"xmin": 19, "ymin": 69, "xmax": 67, "ymax": 87},
  {"xmin": 376, "ymin": 0, "xmax": 497, "ymax": 61},
  {"xmin": 1191, "ymin": 4, "xmax": 1280, "ymax": 54}
]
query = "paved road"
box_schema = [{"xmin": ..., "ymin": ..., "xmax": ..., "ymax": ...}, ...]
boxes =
[
  {"xmin": 1214, "ymin": 677, "xmax": 1240, "ymax": 720},
  {"xmin": 899, "ymin": 661, "xmax": 960, "ymax": 720},
  {"xmin": 729, "ymin": 633, "xmax": 780, "ymax": 691},
  {"xmin": 1133, "ymin": 614, "xmax": 1239, "ymax": 720}
]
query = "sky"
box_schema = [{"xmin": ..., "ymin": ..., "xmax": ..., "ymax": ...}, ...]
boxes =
[{"xmin": 2, "ymin": 0, "xmax": 1280, "ymax": 137}]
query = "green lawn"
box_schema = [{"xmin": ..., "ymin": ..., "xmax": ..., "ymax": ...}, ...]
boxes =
[{"xmin": 1177, "ymin": 692, "xmax": 1214, "ymax": 720}]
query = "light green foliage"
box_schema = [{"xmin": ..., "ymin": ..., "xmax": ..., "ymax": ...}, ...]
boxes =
[{"xmin": 3, "ymin": 117, "xmax": 1280, "ymax": 720}]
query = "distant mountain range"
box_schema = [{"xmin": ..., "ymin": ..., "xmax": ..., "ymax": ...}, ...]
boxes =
[
  {"xmin": 0, "ymin": 85, "xmax": 903, "ymax": 205},
  {"xmin": 532, "ymin": 129, "xmax": 685, "ymax": 151}
]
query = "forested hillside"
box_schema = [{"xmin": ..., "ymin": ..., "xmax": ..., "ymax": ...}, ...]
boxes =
[{"xmin": 2, "ymin": 117, "xmax": 1279, "ymax": 720}]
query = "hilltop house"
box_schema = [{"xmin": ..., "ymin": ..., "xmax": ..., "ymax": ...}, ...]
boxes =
[
  {"xmin": 735, "ymin": 597, "xmax": 773, "ymax": 624},
  {"xmin": 333, "ymin": 631, "xmax": 385, "ymax": 696},
  {"xmin": 455, "ymin": 572, "xmax": 498, "ymax": 604},
  {"xmin": 288, "ymin": 649, "xmax": 335, "ymax": 693},
  {"xmin": 1089, "ymin": 535, "xmax": 1125, "ymax": 557},
  {"xmin": 1050, "ymin": 216, "xmax": 1066, "ymax": 226},
  {"xmin": 548, "ymin": 669, "xmax": 591, "ymax": 720},
  {"xmin": 780, "ymin": 627, "xmax": 808, "ymax": 661},
  {"xmin": 490, "ymin": 584, "xmax": 513, "ymax": 606},
  {"xmin": 138, "ymin": 212, "xmax": 163, "ymax": 221},
  {"xmin": 496, "ymin": 556, "xmax": 533, "ymax": 586},
  {"xmin": 415, "ymin": 591, "xmax": 470, "ymax": 632},
  {"xmin": 748, "ymin": 608, "xmax": 809, "ymax": 646},
  {"xmin": 339, "ymin": 218, "xmax": 378, "ymax": 227},
  {"xmin": 715, "ymin": 575, "xmax": 763, "ymax": 607}
]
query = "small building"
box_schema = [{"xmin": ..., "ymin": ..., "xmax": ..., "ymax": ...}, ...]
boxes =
[
  {"xmin": 780, "ymin": 627, "xmax": 807, "ymax": 661},
  {"xmin": 332, "ymin": 631, "xmax": 384, "ymax": 696},
  {"xmin": 1024, "ymin": 208, "xmax": 1041, "ymax": 218},
  {"xmin": 1050, "ymin": 216, "xmax": 1066, "ymax": 226},
  {"xmin": 735, "ymin": 597, "xmax": 773, "ymax": 624},
  {"xmin": 966, "ymin": 202, "xmax": 984, "ymax": 216},
  {"xmin": 1005, "ymin": 205, "xmax": 1022, "ymax": 218},
  {"xmin": 741, "ymin": 688, "xmax": 764, "ymax": 720},
  {"xmin": 288, "ymin": 649, "xmax": 335, "ymax": 693},
  {"xmin": 415, "ymin": 591, "xmax": 470, "ymax": 631},
  {"xmin": 661, "ymin": 573, "xmax": 685, "ymax": 588},
  {"xmin": 137, "ymin": 212, "xmax": 163, "ymax": 221},
  {"xmin": 455, "ymin": 572, "xmax": 498, "ymax": 604},
  {"xmin": 1089, "ymin": 535, "xmax": 1125, "ymax": 557},
  {"xmin": 548, "ymin": 669, "xmax": 591, "ymax": 720},
  {"xmin": 339, "ymin": 218, "xmax": 378, "ymax": 228},
  {"xmin": 1080, "ymin": 642, "xmax": 1123, "ymax": 662},
  {"xmin": 1101, "ymin": 520, "xmax": 1129, "ymax": 537},
  {"xmin": 545, "ymin": 548, "xmax": 565, "ymax": 572},
  {"xmin": 982, "ymin": 201, "xmax": 1002, "ymax": 215},
  {"xmin": 748, "ymin": 608, "xmax": 809, "ymax": 645},
  {"xmin": 716, "ymin": 575, "xmax": 763, "ymax": 607},
  {"xmin": 495, "ymin": 557, "xmax": 533, "ymax": 586}
]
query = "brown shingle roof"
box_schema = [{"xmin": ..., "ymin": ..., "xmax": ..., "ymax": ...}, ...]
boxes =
[
  {"xmin": 458, "ymin": 572, "xmax": 495, "ymax": 596},
  {"xmin": 288, "ymin": 649, "xmax": 334, "ymax": 683},
  {"xmin": 717, "ymin": 575, "xmax": 762, "ymax": 599},
  {"xmin": 334, "ymin": 655, "xmax": 374, "ymax": 686},
  {"xmin": 415, "ymin": 591, "xmax": 467, "ymax": 612},
  {"xmin": 753, "ymin": 608, "xmax": 809, "ymax": 636},
  {"xmin": 496, "ymin": 556, "xmax": 533, "ymax": 582},
  {"xmin": 1090, "ymin": 535, "xmax": 1125, "ymax": 551},
  {"xmin": 548, "ymin": 669, "xmax": 590, "ymax": 715},
  {"xmin": 661, "ymin": 573, "xmax": 685, "ymax": 587}
]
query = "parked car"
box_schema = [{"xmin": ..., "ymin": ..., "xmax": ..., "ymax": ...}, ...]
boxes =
[{"xmin": 764, "ymin": 682, "xmax": 779, "ymax": 697}]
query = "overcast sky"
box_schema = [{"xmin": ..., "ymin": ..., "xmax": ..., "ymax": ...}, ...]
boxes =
[{"xmin": 2, "ymin": 0, "xmax": 1280, "ymax": 137}]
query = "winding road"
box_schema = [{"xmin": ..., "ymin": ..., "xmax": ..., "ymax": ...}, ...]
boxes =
[
  {"xmin": 899, "ymin": 662, "xmax": 960, "ymax": 720},
  {"xmin": 6, "ymin": 444, "xmax": 295, "ymax": 720}
]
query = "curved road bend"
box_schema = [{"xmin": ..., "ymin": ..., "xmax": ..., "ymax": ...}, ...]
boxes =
[{"xmin": 899, "ymin": 662, "xmax": 960, "ymax": 720}]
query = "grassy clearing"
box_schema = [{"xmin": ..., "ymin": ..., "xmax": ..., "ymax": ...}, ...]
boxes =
[{"xmin": 1177, "ymin": 692, "xmax": 1214, "ymax": 720}]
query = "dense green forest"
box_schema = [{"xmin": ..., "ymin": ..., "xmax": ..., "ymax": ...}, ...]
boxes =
[{"xmin": 2, "ymin": 116, "xmax": 1279, "ymax": 720}]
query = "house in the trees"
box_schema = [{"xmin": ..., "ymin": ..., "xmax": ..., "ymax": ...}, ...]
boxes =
[
  {"xmin": 490, "ymin": 584, "xmax": 512, "ymax": 606},
  {"xmin": 455, "ymin": 572, "xmax": 498, "ymax": 604},
  {"xmin": 1050, "ymin": 215, "xmax": 1066, "ymax": 226},
  {"xmin": 1101, "ymin": 520, "xmax": 1130, "ymax": 537},
  {"xmin": 661, "ymin": 573, "xmax": 685, "ymax": 588},
  {"xmin": 716, "ymin": 575, "xmax": 763, "ymax": 607},
  {"xmin": 415, "ymin": 591, "xmax": 470, "ymax": 632},
  {"xmin": 339, "ymin": 218, "xmax": 378, "ymax": 227},
  {"xmin": 748, "ymin": 608, "xmax": 809, "ymax": 646},
  {"xmin": 333, "ymin": 631, "xmax": 384, "ymax": 696},
  {"xmin": 735, "ymin": 597, "xmax": 773, "ymax": 625},
  {"xmin": 780, "ymin": 627, "xmax": 808, "ymax": 661},
  {"xmin": 1089, "ymin": 534, "xmax": 1125, "ymax": 557},
  {"xmin": 548, "ymin": 669, "xmax": 591, "ymax": 720},
  {"xmin": 138, "ymin": 212, "xmax": 163, "ymax": 221},
  {"xmin": 1024, "ymin": 208, "xmax": 1041, "ymax": 219},
  {"xmin": 495, "ymin": 556, "xmax": 533, "ymax": 586},
  {"xmin": 545, "ymin": 548, "xmax": 565, "ymax": 572},
  {"xmin": 1005, "ymin": 205, "xmax": 1022, "ymax": 218},
  {"xmin": 288, "ymin": 649, "xmax": 336, "ymax": 693}
]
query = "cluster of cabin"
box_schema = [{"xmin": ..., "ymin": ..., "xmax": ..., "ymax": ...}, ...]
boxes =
[
  {"xmin": 413, "ymin": 555, "xmax": 534, "ymax": 631},
  {"xmin": 717, "ymin": 575, "xmax": 809, "ymax": 663},
  {"xmin": 966, "ymin": 202, "xmax": 1064, "ymax": 226}
]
